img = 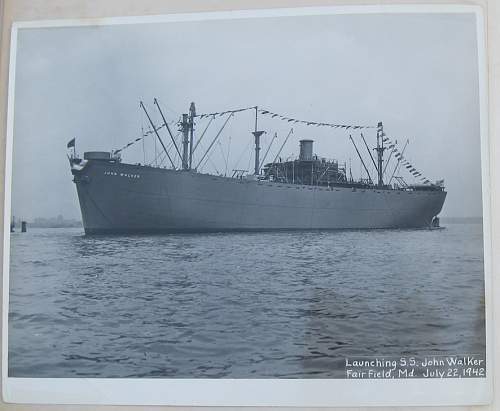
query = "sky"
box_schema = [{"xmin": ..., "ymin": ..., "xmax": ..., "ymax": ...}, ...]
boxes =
[{"xmin": 10, "ymin": 11, "xmax": 482, "ymax": 219}]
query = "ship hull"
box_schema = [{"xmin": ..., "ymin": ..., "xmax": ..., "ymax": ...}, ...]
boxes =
[{"xmin": 72, "ymin": 160, "xmax": 447, "ymax": 234}]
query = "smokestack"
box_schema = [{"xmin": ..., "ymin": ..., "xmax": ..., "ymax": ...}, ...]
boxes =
[{"xmin": 299, "ymin": 139, "xmax": 314, "ymax": 161}]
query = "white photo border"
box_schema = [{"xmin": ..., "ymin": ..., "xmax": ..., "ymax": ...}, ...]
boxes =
[{"xmin": 2, "ymin": 4, "xmax": 492, "ymax": 406}]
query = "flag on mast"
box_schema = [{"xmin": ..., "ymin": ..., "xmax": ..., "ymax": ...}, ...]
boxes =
[{"xmin": 67, "ymin": 138, "xmax": 75, "ymax": 148}]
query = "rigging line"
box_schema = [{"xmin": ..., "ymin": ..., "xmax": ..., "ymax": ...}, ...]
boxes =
[
  {"xmin": 195, "ymin": 105, "xmax": 256, "ymax": 119},
  {"xmin": 201, "ymin": 152, "xmax": 220, "ymax": 175},
  {"xmin": 114, "ymin": 123, "xmax": 166, "ymax": 154},
  {"xmin": 382, "ymin": 146, "xmax": 396, "ymax": 176},
  {"xmin": 159, "ymin": 102, "xmax": 179, "ymax": 119},
  {"xmin": 141, "ymin": 125, "xmax": 146, "ymax": 165},
  {"xmin": 349, "ymin": 134, "xmax": 373, "ymax": 184},
  {"xmin": 197, "ymin": 140, "xmax": 220, "ymax": 174},
  {"xmin": 383, "ymin": 134, "xmax": 425, "ymax": 179},
  {"xmin": 384, "ymin": 136, "xmax": 410, "ymax": 171},
  {"xmin": 271, "ymin": 128, "xmax": 294, "ymax": 165},
  {"xmin": 157, "ymin": 151, "xmax": 167, "ymax": 168},
  {"xmin": 360, "ymin": 133, "xmax": 378, "ymax": 173},
  {"xmin": 259, "ymin": 132, "xmax": 277, "ymax": 170},
  {"xmin": 263, "ymin": 128, "xmax": 294, "ymax": 178},
  {"xmin": 225, "ymin": 136, "xmax": 231, "ymax": 176},
  {"xmin": 172, "ymin": 131, "xmax": 183, "ymax": 169},
  {"xmin": 152, "ymin": 129, "xmax": 172, "ymax": 168},
  {"xmin": 195, "ymin": 113, "xmax": 233, "ymax": 170},
  {"xmin": 154, "ymin": 98, "xmax": 182, "ymax": 161},
  {"xmin": 140, "ymin": 109, "xmax": 146, "ymax": 164},
  {"xmin": 192, "ymin": 116, "xmax": 214, "ymax": 154},
  {"xmin": 389, "ymin": 139, "xmax": 409, "ymax": 185},
  {"xmin": 148, "ymin": 152, "xmax": 157, "ymax": 168},
  {"xmin": 193, "ymin": 137, "xmax": 219, "ymax": 174},
  {"xmin": 149, "ymin": 142, "xmax": 171, "ymax": 168},
  {"xmin": 154, "ymin": 129, "xmax": 157, "ymax": 167},
  {"xmin": 148, "ymin": 133, "xmax": 163, "ymax": 166},
  {"xmin": 246, "ymin": 149, "xmax": 253, "ymax": 175},
  {"xmin": 140, "ymin": 104, "xmax": 147, "ymax": 164},
  {"xmin": 197, "ymin": 105, "xmax": 376, "ymax": 129},
  {"xmin": 165, "ymin": 138, "xmax": 175, "ymax": 153},
  {"xmin": 148, "ymin": 130, "xmax": 175, "ymax": 167},
  {"xmin": 258, "ymin": 108, "xmax": 376, "ymax": 129},
  {"xmin": 390, "ymin": 160, "xmax": 402, "ymax": 186},
  {"xmin": 391, "ymin": 142, "xmax": 430, "ymax": 183},
  {"xmin": 264, "ymin": 128, "xmax": 293, "ymax": 178},
  {"xmin": 140, "ymin": 101, "xmax": 176, "ymax": 169},
  {"xmin": 217, "ymin": 140, "xmax": 228, "ymax": 174},
  {"xmin": 233, "ymin": 139, "xmax": 252, "ymax": 171}
]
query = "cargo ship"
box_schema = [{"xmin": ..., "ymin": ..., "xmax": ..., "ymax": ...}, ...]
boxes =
[{"xmin": 69, "ymin": 101, "xmax": 446, "ymax": 234}]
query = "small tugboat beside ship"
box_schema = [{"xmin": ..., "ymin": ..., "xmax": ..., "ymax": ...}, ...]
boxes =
[{"xmin": 69, "ymin": 101, "xmax": 446, "ymax": 234}]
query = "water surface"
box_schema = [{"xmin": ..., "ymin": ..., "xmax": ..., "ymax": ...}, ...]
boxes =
[{"xmin": 8, "ymin": 223, "xmax": 485, "ymax": 378}]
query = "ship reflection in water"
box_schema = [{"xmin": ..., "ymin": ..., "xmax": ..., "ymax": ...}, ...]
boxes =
[{"xmin": 8, "ymin": 222, "xmax": 485, "ymax": 378}]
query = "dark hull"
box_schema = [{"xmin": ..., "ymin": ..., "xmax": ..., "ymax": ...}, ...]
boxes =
[{"xmin": 72, "ymin": 160, "xmax": 447, "ymax": 234}]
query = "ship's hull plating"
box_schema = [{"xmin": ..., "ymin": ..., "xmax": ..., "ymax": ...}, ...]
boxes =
[{"xmin": 72, "ymin": 160, "xmax": 447, "ymax": 234}]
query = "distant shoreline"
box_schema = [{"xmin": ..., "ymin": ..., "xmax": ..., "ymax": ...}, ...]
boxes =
[
  {"xmin": 23, "ymin": 224, "xmax": 83, "ymax": 229},
  {"xmin": 440, "ymin": 217, "xmax": 483, "ymax": 224},
  {"xmin": 17, "ymin": 219, "xmax": 482, "ymax": 230},
  {"xmin": 11, "ymin": 216, "xmax": 83, "ymax": 229},
  {"xmin": 11, "ymin": 217, "xmax": 482, "ymax": 230}
]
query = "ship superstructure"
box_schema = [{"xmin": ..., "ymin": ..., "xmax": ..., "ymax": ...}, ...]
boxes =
[{"xmin": 69, "ymin": 101, "xmax": 446, "ymax": 234}]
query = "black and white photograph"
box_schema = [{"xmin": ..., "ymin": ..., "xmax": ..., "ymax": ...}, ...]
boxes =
[{"xmin": 2, "ymin": 5, "xmax": 491, "ymax": 406}]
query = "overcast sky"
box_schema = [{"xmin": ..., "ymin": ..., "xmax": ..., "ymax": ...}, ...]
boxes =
[{"xmin": 10, "ymin": 11, "xmax": 482, "ymax": 219}]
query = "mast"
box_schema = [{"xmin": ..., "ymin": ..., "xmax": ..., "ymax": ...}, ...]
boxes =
[
  {"xmin": 180, "ymin": 113, "xmax": 189, "ymax": 170},
  {"xmin": 189, "ymin": 102, "xmax": 196, "ymax": 169},
  {"xmin": 252, "ymin": 106, "xmax": 264, "ymax": 175},
  {"xmin": 375, "ymin": 121, "xmax": 386, "ymax": 186}
]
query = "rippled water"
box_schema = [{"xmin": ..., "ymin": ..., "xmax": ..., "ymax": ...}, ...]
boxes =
[{"xmin": 8, "ymin": 223, "xmax": 485, "ymax": 378}]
